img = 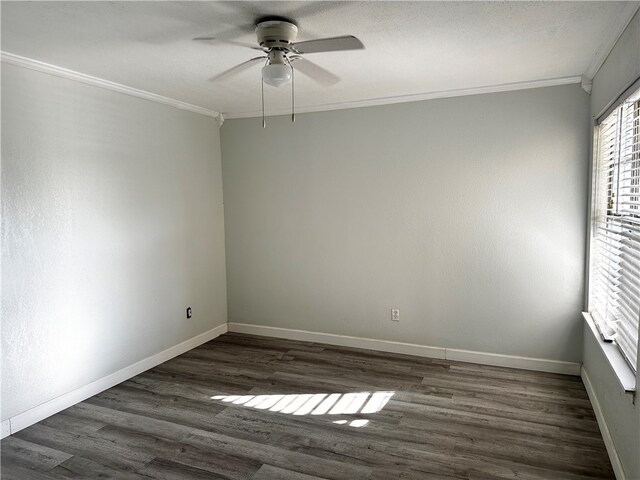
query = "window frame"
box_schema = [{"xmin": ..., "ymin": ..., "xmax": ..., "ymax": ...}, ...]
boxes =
[{"xmin": 586, "ymin": 76, "xmax": 640, "ymax": 388}]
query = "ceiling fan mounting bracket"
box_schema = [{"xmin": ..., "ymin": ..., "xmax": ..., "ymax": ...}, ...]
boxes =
[{"xmin": 255, "ymin": 19, "xmax": 298, "ymax": 51}]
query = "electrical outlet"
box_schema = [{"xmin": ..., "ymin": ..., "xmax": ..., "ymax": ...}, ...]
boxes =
[
  {"xmin": 391, "ymin": 308, "xmax": 400, "ymax": 322},
  {"xmin": 186, "ymin": 307, "xmax": 192, "ymax": 319}
]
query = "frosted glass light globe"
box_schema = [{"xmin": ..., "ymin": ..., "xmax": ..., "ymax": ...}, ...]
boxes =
[{"xmin": 262, "ymin": 63, "xmax": 292, "ymax": 87}]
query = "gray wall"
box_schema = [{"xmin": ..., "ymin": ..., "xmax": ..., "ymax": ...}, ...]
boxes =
[
  {"xmin": 222, "ymin": 84, "xmax": 590, "ymax": 362},
  {"xmin": 1, "ymin": 64, "xmax": 227, "ymax": 421},
  {"xmin": 585, "ymin": 9, "xmax": 640, "ymax": 480},
  {"xmin": 591, "ymin": 9, "xmax": 640, "ymax": 119}
]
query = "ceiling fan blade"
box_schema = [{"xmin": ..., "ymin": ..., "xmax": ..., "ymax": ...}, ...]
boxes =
[
  {"xmin": 290, "ymin": 57, "xmax": 340, "ymax": 87},
  {"xmin": 209, "ymin": 56, "xmax": 265, "ymax": 82},
  {"xmin": 292, "ymin": 35, "xmax": 364, "ymax": 54}
]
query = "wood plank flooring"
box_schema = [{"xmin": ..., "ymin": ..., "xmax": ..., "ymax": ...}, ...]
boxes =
[{"xmin": 2, "ymin": 333, "xmax": 614, "ymax": 479}]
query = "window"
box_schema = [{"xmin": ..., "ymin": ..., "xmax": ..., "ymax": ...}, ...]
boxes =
[{"xmin": 590, "ymin": 83, "xmax": 640, "ymax": 373}]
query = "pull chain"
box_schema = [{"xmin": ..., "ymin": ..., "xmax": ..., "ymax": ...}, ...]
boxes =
[
  {"xmin": 291, "ymin": 62, "xmax": 295, "ymax": 123},
  {"xmin": 262, "ymin": 56, "xmax": 295, "ymax": 128},
  {"xmin": 261, "ymin": 79, "xmax": 266, "ymax": 129},
  {"xmin": 262, "ymin": 57, "xmax": 269, "ymax": 128}
]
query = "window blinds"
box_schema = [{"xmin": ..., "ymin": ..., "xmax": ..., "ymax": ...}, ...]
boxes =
[{"xmin": 591, "ymin": 86, "xmax": 640, "ymax": 372}]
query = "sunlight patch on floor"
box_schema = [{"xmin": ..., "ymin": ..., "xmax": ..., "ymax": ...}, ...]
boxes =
[{"xmin": 210, "ymin": 391, "xmax": 394, "ymax": 427}]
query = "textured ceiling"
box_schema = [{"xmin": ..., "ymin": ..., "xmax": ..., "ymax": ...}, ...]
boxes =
[{"xmin": 1, "ymin": 1, "xmax": 636, "ymax": 117}]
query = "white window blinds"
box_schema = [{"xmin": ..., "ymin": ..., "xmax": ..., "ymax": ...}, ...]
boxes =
[{"xmin": 590, "ymin": 84, "xmax": 640, "ymax": 373}]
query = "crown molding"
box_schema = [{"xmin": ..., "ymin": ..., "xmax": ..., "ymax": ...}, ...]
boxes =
[
  {"xmin": 0, "ymin": 51, "xmax": 583, "ymax": 122},
  {"xmin": 1, "ymin": 51, "xmax": 220, "ymax": 119},
  {"xmin": 584, "ymin": 1, "xmax": 640, "ymax": 80},
  {"xmin": 222, "ymin": 75, "xmax": 582, "ymax": 120}
]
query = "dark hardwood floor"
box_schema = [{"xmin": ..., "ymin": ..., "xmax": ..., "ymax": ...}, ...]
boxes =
[{"xmin": 2, "ymin": 333, "xmax": 614, "ymax": 479}]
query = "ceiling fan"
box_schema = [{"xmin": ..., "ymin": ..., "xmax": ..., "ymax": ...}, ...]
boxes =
[{"xmin": 194, "ymin": 17, "xmax": 364, "ymax": 126}]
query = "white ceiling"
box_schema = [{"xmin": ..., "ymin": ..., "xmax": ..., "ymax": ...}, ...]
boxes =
[{"xmin": 2, "ymin": 1, "xmax": 638, "ymax": 118}]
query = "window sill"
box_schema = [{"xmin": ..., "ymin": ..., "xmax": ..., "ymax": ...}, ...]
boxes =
[{"xmin": 582, "ymin": 312, "xmax": 636, "ymax": 394}]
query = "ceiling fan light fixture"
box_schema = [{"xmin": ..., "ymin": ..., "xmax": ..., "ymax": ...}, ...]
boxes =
[{"xmin": 262, "ymin": 63, "xmax": 292, "ymax": 87}]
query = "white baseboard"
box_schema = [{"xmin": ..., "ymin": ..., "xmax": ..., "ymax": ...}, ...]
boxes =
[
  {"xmin": 1, "ymin": 420, "xmax": 10, "ymax": 439},
  {"xmin": 1, "ymin": 323, "xmax": 228, "ymax": 439},
  {"xmin": 229, "ymin": 323, "xmax": 447, "ymax": 359},
  {"xmin": 445, "ymin": 348, "xmax": 580, "ymax": 375},
  {"xmin": 581, "ymin": 367, "xmax": 626, "ymax": 480},
  {"xmin": 227, "ymin": 323, "xmax": 581, "ymax": 376},
  {"xmin": 2, "ymin": 322, "xmax": 582, "ymax": 441}
]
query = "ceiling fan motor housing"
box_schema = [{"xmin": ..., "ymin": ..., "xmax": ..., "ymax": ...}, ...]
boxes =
[{"xmin": 256, "ymin": 20, "xmax": 298, "ymax": 50}]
